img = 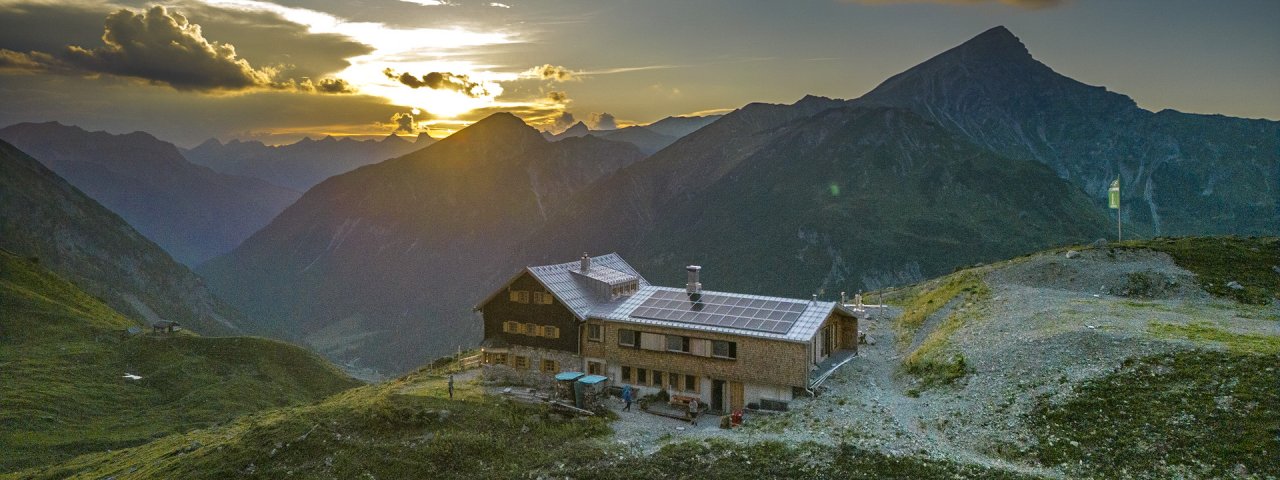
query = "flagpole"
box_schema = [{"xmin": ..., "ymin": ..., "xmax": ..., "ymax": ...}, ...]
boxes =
[{"xmin": 1108, "ymin": 176, "xmax": 1121, "ymax": 242}]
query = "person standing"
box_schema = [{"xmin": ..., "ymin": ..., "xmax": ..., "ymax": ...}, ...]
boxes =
[
  {"xmin": 448, "ymin": 374, "xmax": 455, "ymax": 400},
  {"xmin": 622, "ymin": 384, "xmax": 633, "ymax": 412},
  {"xmin": 688, "ymin": 398, "xmax": 699, "ymax": 426}
]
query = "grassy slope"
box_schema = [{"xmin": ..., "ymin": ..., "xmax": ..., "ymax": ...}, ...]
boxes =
[
  {"xmin": 880, "ymin": 236, "xmax": 1279, "ymax": 478},
  {"xmin": 1121, "ymin": 236, "xmax": 1279, "ymax": 305},
  {"xmin": 0, "ymin": 252, "xmax": 360, "ymax": 472},
  {"xmin": 11, "ymin": 364, "xmax": 1037, "ymax": 480},
  {"xmin": 1027, "ymin": 350, "xmax": 1279, "ymax": 479}
]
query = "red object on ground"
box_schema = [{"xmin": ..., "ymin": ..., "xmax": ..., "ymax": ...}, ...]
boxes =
[{"xmin": 731, "ymin": 409, "xmax": 743, "ymax": 426}]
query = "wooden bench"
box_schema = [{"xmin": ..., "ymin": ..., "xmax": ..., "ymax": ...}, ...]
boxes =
[{"xmin": 669, "ymin": 394, "xmax": 698, "ymax": 408}]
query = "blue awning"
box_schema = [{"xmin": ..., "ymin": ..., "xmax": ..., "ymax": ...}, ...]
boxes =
[{"xmin": 555, "ymin": 372, "xmax": 585, "ymax": 381}]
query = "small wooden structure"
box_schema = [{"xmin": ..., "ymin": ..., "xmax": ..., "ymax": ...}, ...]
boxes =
[{"xmin": 151, "ymin": 321, "xmax": 180, "ymax": 334}]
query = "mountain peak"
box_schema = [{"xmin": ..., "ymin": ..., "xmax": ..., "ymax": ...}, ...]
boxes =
[
  {"xmin": 955, "ymin": 25, "xmax": 1031, "ymax": 62},
  {"xmin": 447, "ymin": 112, "xmax": 541, "ymax": 144}
]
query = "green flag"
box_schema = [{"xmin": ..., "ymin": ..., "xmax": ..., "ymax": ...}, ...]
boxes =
[{"xmin": 1108, "ymin": 178, "xmax": 1120, "ymax": 209}]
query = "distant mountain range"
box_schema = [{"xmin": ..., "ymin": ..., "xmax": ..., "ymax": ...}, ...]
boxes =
[
  {"xmin": 0, "ymin": 122, "xmax": 301, "ymax": 266},
  {"xmin": 543, "ymin": 115, "xmax": 722, "ymax": 154},
  {"xmin": 182, "ymin": 133, "xmax": 434, "ymax": 191},
  {"xmin": 64, "ymin": 26, "xmax": 1280, "ymax": 374},
  {"xmin": 0, "ymin": 139, "xmax": 245, "ymax": 335},
  {"xmin": 199, "ymin": 114, "xmax": 647, "ymax": 371}
]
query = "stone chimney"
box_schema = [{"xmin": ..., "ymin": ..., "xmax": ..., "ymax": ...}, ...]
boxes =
[
  {"xmin": 580, "ymin": 253, "xmax": 591, "ymax": 272},
  {"xmin": 686, "ymin": 265, "xmax": 702, "ymax": 295}
]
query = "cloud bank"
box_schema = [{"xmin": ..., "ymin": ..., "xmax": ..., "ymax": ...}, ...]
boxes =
[
  {"xmin": 0, "ymin": 5, "xmax": 354, "ymax": 94},
  {"xmin": 851, "ymin": 0, "xmax": 1067, "ymax": 9}
]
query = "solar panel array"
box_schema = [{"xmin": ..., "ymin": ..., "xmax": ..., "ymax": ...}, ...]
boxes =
[{"xmin": 629, "ymin": 289, "xmax": 807, "ymax": 334}]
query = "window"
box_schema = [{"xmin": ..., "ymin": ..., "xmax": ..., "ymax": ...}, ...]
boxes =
[
  {"xmin": 489, "ymin": 353, "xmax": 507, "ymax": 365},
  {"xmin": 712, "ymin": 340, "xmax": 737, "ymax": 359},
  {"xmin": 621, "ymin": 366, "xmax": 632, "ymax": 382},
  {"xmin": 542, "ymin": 359, "xmax": 558, "ymax": 373},
  {"xmin": 532, "ymin": 291, "xmax": 554, "ymax": 305},
  {"xmin": 514, "ymin": 355, "xmax": 529, "ymax": 369},
  {"xmin": 525, "ymin": 323, "xmax": 538, "ymax": 336},
  {"xmin": 619, "ymin": 329, "xmax": 637, "ymax": 347},
  {"xmin": 652, "ymin": 371, "xmax": 663, "ymax": 387},
  {"xmin": 685, "ymin": 374, "xmax": 699, "ymax": 393},
  {"xmin": 502, "ymin": 321, "xmax": 518, "ymax": 333},
  {"xmin": 587, "ymin": 324, "xmax": 603, "ymax": 342},
  {"xmin": 544, "ymin": 326, "xmax": 560, "ymax": 339},
  {"xmin": 510, "ymin": 290, "xmax": 530, "ymax": 304},
  {"xmin": 668, "ymin": 373, "xmax": 679, "ymax": 391},
  {"xmin": 666, "ymin": 335, "xmax": 689, "ymax": 353},
  {"xmin": 637, "ymin": 368, "xmax": 647, "ymax": 384},
  {"xmin": 587, "ymin": 361, "xmax": 603, "ymax": 375}
]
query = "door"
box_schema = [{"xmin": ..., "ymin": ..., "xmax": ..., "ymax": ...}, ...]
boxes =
[
  {"xmin": 729, "ymin": 381, "xmax": 744, "ymax": 411},
  {"xmin": 711, "ymin": 379, "xmax": 726, "ymax": 413}
]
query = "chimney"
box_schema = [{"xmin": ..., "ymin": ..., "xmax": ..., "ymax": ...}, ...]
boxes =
[
  {"xmin": 580, "ymin": 253, "xmax": 591, "ymax": 272},
  {"xmin": 686, "ymin": 265, "xmax": 702, "ymax": 295}
]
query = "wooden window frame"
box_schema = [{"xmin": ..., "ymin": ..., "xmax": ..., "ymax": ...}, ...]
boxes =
[
  {"xmin": 712, "ymin": 340, "xmax": 737, "ymax": 359},
  {"xmin": 619, "ymin": 329, "xmax": 637, "ymax": 347},
  {"xmin": 545, "ymin": 326, "xmax": 560, "ymax": 339},
  {"xmin": 666, "ymin": 334, "xmax": 689, "ymax": 353},
  {"xmin": 514, "ymin": 355, "xmax": 529, "ymax": 369},
  {"xmin": 541, "ymin": 359, "xmax": 558, "ymax": 373},
  {"xmin": 587, "ymin": 324, "xmax": 603, "ymax": 342}
]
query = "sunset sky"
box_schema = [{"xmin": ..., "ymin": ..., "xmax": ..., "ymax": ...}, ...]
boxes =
[{"xmin": 1, "ymin": 0, "xmax": 1276, "ymax": 146}]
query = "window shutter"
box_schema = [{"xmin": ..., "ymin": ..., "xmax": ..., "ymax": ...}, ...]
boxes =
[
  {"xmin": 639, "ymin": 332, "xmax": 664, "ymax": 351},
  {"xmin": 690, "ymin": 338, "xmax": 711, "ymax": 357}
]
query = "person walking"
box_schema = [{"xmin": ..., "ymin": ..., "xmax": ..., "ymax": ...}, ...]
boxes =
[
  {"xmin": 622, "ymin": 384, "xmax": 633, "ymax": 412},
  {"xmin": 688, "ymin": 398, "xmax": 699, "ymax": 426},
  {"xmin": 448, "ymin": 374, "xmax": 455, "ymax": 400}
]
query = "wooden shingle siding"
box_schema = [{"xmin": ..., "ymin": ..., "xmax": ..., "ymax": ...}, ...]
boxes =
[{"xmin": 480, "ymin": 272, "xmax": 579, "ymax": 353}]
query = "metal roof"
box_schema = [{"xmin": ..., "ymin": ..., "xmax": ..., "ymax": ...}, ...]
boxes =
[
  {"xmin": 589, "ymin": 286, "xmax": 843, "ymax": 343},
  {"xmin": 527, "ymin": 253, "xmax": 650, "ymax": 320},
  {"xmin": 570, "ymin": 265, "xmax": 638, "ymax": 287}
]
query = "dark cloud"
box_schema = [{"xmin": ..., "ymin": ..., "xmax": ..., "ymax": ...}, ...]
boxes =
[
  {"xmin": 387, "ymin": 112, "xmax": 420, "ymax": 134},
  {"xmin": 587, "ymin": 112, "xmax": 617, "ymax": 130},
  {"xmin": 546, "ymin": 91, "xmax": 569, "ymax": 103},
  {"xmin": 527, "ymin": 64, "xmax": 576, "ymax": 82},
  {"xmin": 0, "ymin": 48, "xmax": 56, "ymax": 73},
  {"xmin": 0, "ymin": 5, "xmax": 358, "ymax": 94},
  {"xmin": 58, "ymin": 6, "xmax": 278, "ymax": 91},
  {"xmin": 851, "ymin": 0, "xmax": 1067, "ymax": 9},
  {"xmin": 383, "ymin": 68, "xmax": 490, "ymax": 97},
  {"xmin": 169, "ymin": 3, "xmax": 372, "ymax": 81},
  {"xmin": 296, "ymin": 78, "xmax": 357, "ymax": 94},
  {"xmin": 552, "ymin": 111, "xmax": 576, "ymax": 132},
  {"xmin": 0, "ymin": 2, "xmax": 371, "ymax": 83}
]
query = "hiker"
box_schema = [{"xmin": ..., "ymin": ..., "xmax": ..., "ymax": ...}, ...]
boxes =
[
  {"xmin": 622, "ymin": 384, "xmax": 633, "ymax": 411},
  {"xmin": 688, "ymin": 398, "xmax": 699, "ymax": 425},
  {"xmin": 448, "ymin": 374, "xmax": 454, "ymax": 399}
]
